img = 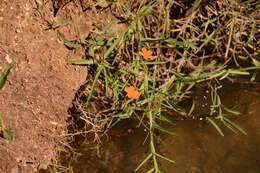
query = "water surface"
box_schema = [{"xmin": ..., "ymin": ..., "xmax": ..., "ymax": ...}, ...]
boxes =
[{"xmin": 72, "ymin": 83, "xmax": 260, "ymax": 173}]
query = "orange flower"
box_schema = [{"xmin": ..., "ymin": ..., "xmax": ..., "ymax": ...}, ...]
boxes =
[
  {"xmin": 139, "ymin": 48, "xmax": 155, "ymax": 60},
  {"xmin": 124, "ymin": 86, "xmax": 140, "ymax": 100}
]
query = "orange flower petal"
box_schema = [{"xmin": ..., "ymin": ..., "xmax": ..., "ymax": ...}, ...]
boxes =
[
  {"xmin": 124, "ymin": 86, "xmax": 140, "ymax": 99},
  {"xmin": 139, "ymin": 48, "xmax": 155, "ymax": 60}
]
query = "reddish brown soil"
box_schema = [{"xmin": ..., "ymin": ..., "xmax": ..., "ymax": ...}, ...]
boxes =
[{"xmin": 0, "ymin": 0, "xmax": 91, "ymax": 172}]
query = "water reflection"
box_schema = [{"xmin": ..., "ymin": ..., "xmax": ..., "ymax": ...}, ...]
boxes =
[{"xmin": 72, "ymin": 83, "xmax": 260, "ymax": 173}]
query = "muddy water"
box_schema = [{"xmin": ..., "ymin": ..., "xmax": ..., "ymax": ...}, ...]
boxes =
[{"xmin": 71, "ymin": 83, "xmax": 260, "ymax": 173}]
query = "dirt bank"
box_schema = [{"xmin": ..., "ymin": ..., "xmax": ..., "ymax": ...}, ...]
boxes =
[{"xmin": 0, "ymin": 0, "xmax": 88, "ymax": 172}]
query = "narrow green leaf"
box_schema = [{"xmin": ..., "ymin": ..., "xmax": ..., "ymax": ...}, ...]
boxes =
[
  {"xmin": 3, "ymin": 129, "xmax": 14, "ymax": 142},
  {"xmin": 222, "ymin": 106, "xmax": 240, "ymax": 115},
  {"xmin": 52, "ymin": 20, "xmax": 73, "ymax": 29},
  {"xmin": 219, "ymin": 71, "xmax": 230, "ymax": 80},
  {"xmin": 206, "ymin": 117, "xmax": 224, "ymax": 136},
  {"xmin": 135, "ymin": 153, "xmax": 153, "ymax": 172},
  {"xmin": 252, "ymin": 58, "xmax": 260, "ymax": 67},
  {"xmin": 0, "ymin": 114, "xmax": 4, "ymax": 128},
  {"xmin": 228, "ymin": 69, "xmax": 250, "ymax": 75},
  {"xmin": 192, "ymin": 0, "xmax": 202, "ymax": 11},
  {"xmin": 223, "ymin": 117, "xmax": 247, "ymax": 135},
  {"xmin": 112, "ymin": 108, "xmax": 133, "ymax": 119},
  {"xmin": 238, "ymin": 55, "xmax": 248, "ymax": 60},
  {"xmin": 136, "ymin": 97, "xmax": 153, "ymax": 106},
  {"xmin": 0, "ymin": 61, "xmax": 16, "ymax": 89},
  {"xmin": 165, "ymin": 39, "xmax": 197, "ymax": 47},
  {"xmin": 85, "ymin": 65, "xmax": 103, "ymax": 106},
  {"xmin": 241, "ymin": 66, "xmax": 260, "ymax": 71},
  {"xmin": 161, "ymin": 74, "xmax": 176, "ymax": 92},
  {"xmin": 143, "ymin": 61, "xmax": 167, "ymax": 65},
  {"xmin": 63, "ymin": 39, "xmax": 81, "ymax": 48},
  {"xmin": 154, "ymin": 124, "xmax": 176, "ymax": 136},
  {"xmin": 159, "ymin": 114, "xmax": 176, "ymax": 126},
  {"xmin": 58, "ymin": 32, "xmax": 81, "ymax": 48},
  {"xmin": 223, "ymin": 120, "xmax": 237, "ymax": 133},
  {"xmin": 145, "ymin": 168, "xmax": 155, "ymax": 173},
  {"xmin": 188, "ymin": 100, "xmax": 196, "ymax": 116},
  {"xmin": 0, "ymin": 114, "xmax": 14, "ymax": 142},
  {"xmin": 68, "ymin": 59, "xmax": 95, "ymax": 65},
  {"xmin": 137, "ymin": 0, "xmax": 157, "ymax": 18},
  {"xmin": 103, "ymin": 27, "xmax": 129, "ymax": 59},
  {"xmin": 224, "ymin": 17, "xmax": 235, "ymax": 59},
  {"xmin": 246, "ymin": 21, "xmax": 256, "ymax": 45},
  {"xmin": 154, "ymin": 152, "xmax": 175, "ymax": 164},
  {"xmin": 250, "ymin": 70, "xmax": 258, "ymax": 82},
  {"xmin": 201, "ymin": 16, "xmax": 220, "ymax": 27},
  {"xmin": 195, "ymin": 31, "xmax": 216, "ymax": 54},
  {"xmin": 102, "ymin": 68, "xmax": 109, "ymax": 97}
]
